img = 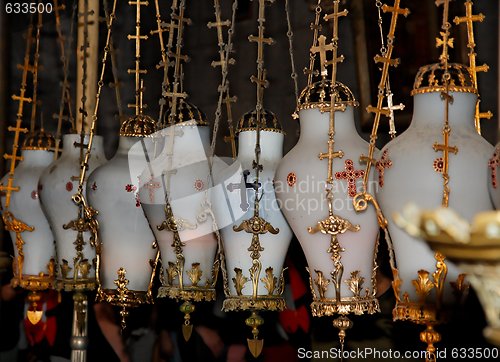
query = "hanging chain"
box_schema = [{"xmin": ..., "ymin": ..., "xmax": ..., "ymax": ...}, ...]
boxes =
[
  {"xmin": 103, "ymin": 0, "xmax": 125, "ymax": 124},
  {"xmin": 284, "ymin": 0, "xmax": 299, "ymax": 104},
  {"xmin": 305, "ymin": 0, "xmax": 322, "ymax": 88},
  {"xmin": 165, "ymin": 0, "xmax": 189, "ymax": 126},
  {"xmin": 355, "ymin": 0, "xmax": 408, "ymax": 199},
  {"xmin": 152, "ymin": 0, "xmax": 175, "ymax": 126},
  {"xmin": 453, "ymin": 0, "xmax": 491, "ymax": 134},
  {"xmin": 232, "ymin": 0, "xmax": 279, "ymax": 278},
  {"xmin": 53, "ymin": 0, "xmax": 76, "ymax": 159},
  {"xmin": 0, "ymin": 18, "xmax": 35, "ymax": 209},
  {"xmin": 74, "ymin": 0, "xmax": 118, "ymax": 196},
  {"xmin": 29, "ymin": 11, "xmax": 43, "ymax": 133},
  {"xmin": 208, "ymin": 0, "xmax": 238, "ymax": 159},
  {"xmin": 206, "ymin": 0, "xmax": 239, "ymax": 296},
  {"xmin": 435, "ymin": 0, "xmax": 455, "ymax": 208},
  {"xmin": 127, "ymin": 0, "xmax": 149, "ymax": 116}
]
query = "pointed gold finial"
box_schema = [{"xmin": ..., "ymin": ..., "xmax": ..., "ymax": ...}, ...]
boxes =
[{"xmin": 246, "ymin": 311, "xmax": 264, "ymax": 358}]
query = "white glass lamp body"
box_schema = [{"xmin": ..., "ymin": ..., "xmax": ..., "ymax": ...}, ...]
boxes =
[
  {"xmin": 139, "ymin": 124, "xmax": 219, "ymax": 296},
  {"xmin": 87, "ymin": 137, "xmax": 157, "ymax": 294},
  {"xmin": 213, "ymin": 130, "xmax": 293, "ymax": 302},
  {"xmin": 275, "ymin": 106, "xmax": 379, "ymax": 311},
  {"xmin": 39, "ymin": 134, "xmax": 106, "ymax": 286},
  {"xmin": 1, "ymin": 149, "xmax": 56, "ymax": 285},
  {"xmin": 376, "ymin": 91, "xmax": 494, "ymax": 302}
]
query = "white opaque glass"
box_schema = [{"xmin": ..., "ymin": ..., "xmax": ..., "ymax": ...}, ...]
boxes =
[
  {"xmin": 87, "ymin": 137, "xmax": 157, "ymax": 291},
  {"xmin": 275, "ymin": 105, "xmax": 379, "ymax": 300},
  {"xmin": 39, "ymin": 134, "xmax": 106, "ymax": 280},
  {"xmin": 1, "ymin": 149, "xmax": 55, "ymax": 277},
  {"xmin": 376, "ymin": 91, "xmax": 494, "ymax": 302}
]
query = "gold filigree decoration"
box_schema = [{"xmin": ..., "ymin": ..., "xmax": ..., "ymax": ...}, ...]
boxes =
[
  {"xmin": 3, "ymin": 211, "xmax": 34, "ymax": 279},
  {"xmin": 166, "ymin": 261, "xmax": 178, "ymax": 286},
  {"xmin": 307, "ymin": 208, "xmax": 359, "ymax": 236},
  {"xmin": 260, "ymin": 267, "xmax": 277, "ymax": 295},
  {"xmin": 187, "ymin": 263, "xmax": 202, "ymax": 287},
  {"xmin": 61, "ymin": 259, "xmax": 72, "ymax": 279},
  {"xmin": 157, "ymin": 286, "xmax": 216, "ymax": 303},
  {"xmin": 222, "ymin": 296, "xmax": 286, "ymax": 312},
  {"xmin": 233, "ymin": 216, "xmax": 279, "ymax": 260},
  {"xmin": 345, "ymin": 270, "xmax": 365, "ymax": 297},
  {"xmin": 314, "ymin": 270, "xmax": 330, "ymax": 299},
  {"xmin": 233, "ymin": 268, "xmax": 248, "ymax": 296}
]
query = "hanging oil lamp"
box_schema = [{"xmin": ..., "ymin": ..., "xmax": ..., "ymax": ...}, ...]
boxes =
[
  {"xmin": 395, "ymin": 205, "xmax": 500, "ymax": 347},
  {"xmin": 86, "ymin": 0, "xmax": 158, "ymax": 329},
  {"xmin": 275, "ymin": 0, "xmax": 402, "ymax": 350},
  {"xmin": 0, "ymin": 13, "xmax": 56, "ymax": 325},
  {"xmin": 375, "ymin": 0, "xmax": 493, "ymax": 358},
  {"xmin": 138, "ymin": 0, "xmax": 224, "ymax": 342},
  {"xmin": 211, "ymin": 0, "xmax": 293, "ymax": 357}
]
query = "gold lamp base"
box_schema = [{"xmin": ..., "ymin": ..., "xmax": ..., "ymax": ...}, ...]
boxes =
[
  {"xmin": 222, "ymin": 295, "xmax": 286, "ymax": 312},
  {"xmin": 56, "ymin": 278, "xmax": 96, "ymax": 292},
  {"xmin": 157, "ymin": 286, "xmax": 216, "ymax": 302}
]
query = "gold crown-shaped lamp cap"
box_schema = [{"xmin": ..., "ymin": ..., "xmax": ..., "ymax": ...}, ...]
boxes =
[
  {"xmin": 164, "ymin": 99, "xmax": 209, "ymax": 127},
  {"xmin": 22, "ymin": 128, "xmax": 55, "ymax": 151},
  {"xmin": 119, "ymin": 114, "xmax": 157, "ymax": 138},
  {"xmin": 236, "ymin": 108, "xmax": 284, "ymax": 134},
  {"xmin": 296, "ymin": 80, "xmax": 359, "ymax": 114},
  {"xmin": 411, "ymin": 63, "xmax": 477, "ymax": 96}
]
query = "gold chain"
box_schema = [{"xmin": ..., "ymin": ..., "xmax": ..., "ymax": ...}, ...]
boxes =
[
  {"xmin": 453, "ymin": 0, "xmax": 491, "ymax": 134},
  {"xmin": 209, "ymin": 0, "xmax": 238, "ymax": 159},
  {"xmin": 305, "ymin": 0, "xmax": 322, "ymax": 88},
  {"xmin": 103, "ymin": 0, "xmax": 125, "ymax": 124},
  {"xmin": 435, "ymin": 0, "xmax": 455, "ymax": 208},
  {"xmin": 284, "ymin": 0, "xmax": 299, "ymax": 103},
  {"xmin": 0, "ymin": 19, "xmax": 34, "ymax": 208},
  {"xmin": 53, "ymin": 0, "xmax": 76, "ymax": 159},
  {"xmin": 74, "ymin": 0, "xmax": 117, "ymax": 196},
  {"xmin": 29, "ymin": 11, "xmax": 43, "ymax": 133},
  {"xmin": 357, "ymin": 0, "xmax": 409, "ymax": 195},
  {"xmin": 127, "ymin": 0, "xmax": 149, "ymax": 116},
  {"xmin": 207, "ymin": 0, "xmax": 239, "ymax": 297}
]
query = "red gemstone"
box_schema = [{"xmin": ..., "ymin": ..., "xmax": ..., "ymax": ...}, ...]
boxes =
[{"xmin": 66, "ymin": 182, "xmax": 73, "ymax": 192}]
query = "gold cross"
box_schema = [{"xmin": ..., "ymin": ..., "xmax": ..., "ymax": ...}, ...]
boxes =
[
  {"xmin": 322, "ymin": 0, "xmax": 347, "ymax": 82},
  {"xmin": 310, "ymin": 35, "xmax": 335, "ymax": 77},
  {"xmin": 222, "ymin": 95, "xmax": 238, "ymax": 159},
  {"xmin": 453, "ymin": 0, "xmax": 490, "ymax": 134},
  {"xmin": 433, "ymin": 127, "xmax": 458, "ymax": 206},
  {"xmin": 319, "ymin": 138, "xmax": 344, "ymax": 183},
  {"xmin": 435, "ymin": 0, "xmax": 453, "ymax": 65},
  {"xmin": 374, "ymin": 54, "xmax": 399, "ymax": 67},
  {"xmin": 383, "ymin": 91, "xmax": 405, "ymax": 138}
]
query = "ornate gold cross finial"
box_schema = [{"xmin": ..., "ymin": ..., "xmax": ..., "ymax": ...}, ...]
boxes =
[
  {"xmin": 322, "ymin": 0, "xmax": 347, "ymax": 83},
  {"xmin": 310, "ymin": 35, "xmax": 335, "ymax": 77},
  {"xmin": 209, "ymin": 0, "xmax": 237, "ymax": 158},
  {"xmin": 453, "ymin": 0, "xmax": 491, "ymax": 134},
  {"xmin": 164, "ymin": 0, "xmax": 190, "ymax": 124},
  {"xmin": 0, "ymin": 20, "xmax": 35, "ymax": 208},
  {"xmin": 127, "ymin": 0, "xmax": 149, "ymax": 116},
  {"xmin": 435, "ymin": 0, "xmax": 453, "ymax": 65},
  {"xmin": 434, "ymin": 0, "xmax": 458, "ymax": 207}
]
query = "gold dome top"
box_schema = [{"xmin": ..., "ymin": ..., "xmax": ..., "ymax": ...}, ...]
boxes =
[
  {"xmin": 22, "ymin": 128, "xmax": 55, "ymax": 151},
  {"xmin": 119, "ymin": 114, "xmax": 157, "ymax": 138},
  {"xmin": 295, "ymin": 80, "xmax": 359, "ymax": 116},
  {"xmin": 164, "ymin": 99, "xmax": 209, "ymax": 126},
  {"xmin": 411, "ymin": 63, "xmax": 477, "ymax": 96},
  {"xmin": 236, "ymin": 108, "xmax": 284, "ymax": 134}
]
